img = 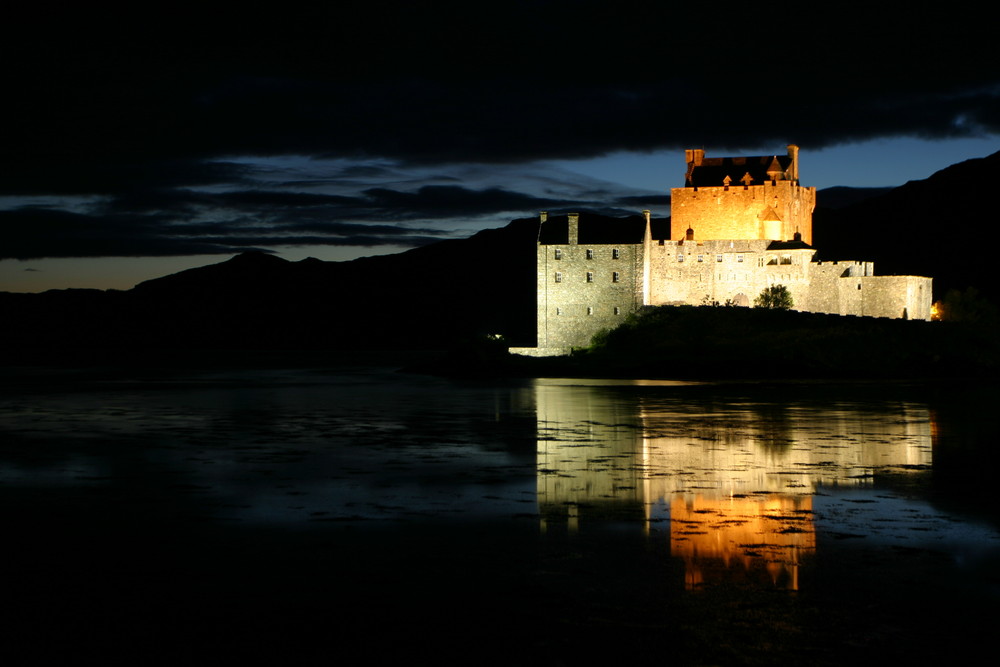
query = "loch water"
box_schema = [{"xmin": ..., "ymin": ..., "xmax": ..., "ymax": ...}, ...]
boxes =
[{"xmin": 2, "ymin": 359, "xmax": 998, "ymax": 664}]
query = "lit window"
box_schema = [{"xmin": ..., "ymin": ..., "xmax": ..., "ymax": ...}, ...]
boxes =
[
  {"xmin": 586, "ymin": 249, "xmax": 594, "ymax": 259},
  {"xmin": 612, "ymin": 248, "xmax": 620, "ymax": 259},
  {"xmin": 554, "ymin": 249, "xmax": 561, "ymax": 260},
  {"xmin": 554, "ymin": 272, "xmax": 562, "ymax": 282},
  {"xmin": 586, "ymin": 272, "xmax": 594, "ymax": 282},
  {"xmin": 716, "ymin": 254, "xmax": 723, "ymax": 262},
  {"xmin": 612, "ymin": 271, "xmax": 620, "ymax": 282}
]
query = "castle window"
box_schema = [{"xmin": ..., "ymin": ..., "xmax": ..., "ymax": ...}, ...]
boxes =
[
  {"xmin": 612, "ymin": 271, "xmax": 620, "ymax": 282},
  {"xmin": 554, "ymin": 272, "xmax": 562, "ymax": 283},
  {"xmin": 586, "ymin": 249, "xmax": 594, "ymax": 259},
  {"xmin": 556, "ymin": 307, "xmax": 562, "ymax": 315},
  {"xmin": 780, "ymin": 255, "xmax": 792, "ymax": 265},
  {"xmin": 677, "ymin": 254, "xmax": 684, "ymax": 262},
  {"xmin": 658, "ymin": 239, "xmax": 665, "ymax": 246},
  {"xmin": 612, "ymin": 248, "xmax": 620, "ymax": 259},
  {"xmin": 587, "ymin": 306, "xmax": 593, "ymax": 315},
  {"xmin": 716, "ymin": 254, "xmax": 723, "ymax": 262},
  {"xmin": 586, "ymin": 272, "xmax": 594, "ymax": 282},
  {"xmin": 614, "ymin": 307, "xmax": 621, "ymax": 315},
  {"xmin": 554, "ymin": 249, "xmax": 561, "ymax": 260},
  {"xmin": 737, "ymin": 254, "xmax": 744, "ymax": 263},
  {"xmin": 697, "ymin": 255, "xmax": 704, "ymax": 262}
]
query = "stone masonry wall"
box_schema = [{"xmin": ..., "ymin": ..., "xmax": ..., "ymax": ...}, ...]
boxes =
[
  {"xmin": 536, "ymin": 242, "xmax": 644, "ymax": 350},
  {"xmin": 854, "ymin": 276, "xmax": 933, "ymax": 320},
  {"xmin": 670, "ymin": 181, "xmax": 815, "ymax": 245},
  {"xmin": 803, "ymin": 261, "xmax": 873, "ymax": 315},
  {"xmin": 645, "ymin": 239, "xmax": 815, "ymax": 308}
]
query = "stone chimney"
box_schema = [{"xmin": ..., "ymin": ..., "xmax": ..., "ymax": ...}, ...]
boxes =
[
  {"xmin": 787, "ymin": 144, "xmax": 799, "ymax": 182},
  {"xmin": 685, "ymin": 149, "xmax": 705, "ymax": 185},
  {"xmin": 568, "ymin": 213, "xmax": 579, "ymax": 245},
  {"xmin": 540, "ymin": 211, "xmax": 548, "ymax": 223},
  {"xmin": 685, "ymin": 149, "xmax": 705, "ymax": 166}
]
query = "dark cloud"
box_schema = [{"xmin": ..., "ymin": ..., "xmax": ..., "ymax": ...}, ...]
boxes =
[
  {"xmin": 359, "ymin": 186, "xmax": 556, "ymax": 219},
  {"xmin": 7, "ymin": 3, "xmax": 997, "ymax": 175},
  {"xmin": 0, "ymin": 177, "xmax": 641, "ymax": 258},
  {"xmin": 2, "ymin": 2, "xmax": 997, "ymax": 261},
  {"xmin": 0, "ymin": 208, "xmax": 253, "ymax": 259},
  {"xmin": 615, "ymin": 194, "xmax": 671, "ymax": 208},
  {"xmin": 102, "ymin": 183, "xmax": 568, "ymax": 223},
  {"xmin": 0, "ymin": 206, "xmax": 446, "ymax": 260},
  {"xmin": 0, "ymin": 159, "xmax": 252, "ymax": 197}
]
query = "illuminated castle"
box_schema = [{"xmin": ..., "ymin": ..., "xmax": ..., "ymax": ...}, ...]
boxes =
[{"xmin": 515, "ymin": 145, "xmax": 933, "ymax": 356}]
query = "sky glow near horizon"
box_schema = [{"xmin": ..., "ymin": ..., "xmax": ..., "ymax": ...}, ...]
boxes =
[{"xmin": 2, "ymin": 134, "xmax": 997, "ymax": 292}]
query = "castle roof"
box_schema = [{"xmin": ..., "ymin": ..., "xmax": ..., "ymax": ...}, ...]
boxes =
[
  {"xmin": 688, "ymin": 155, "xmax": 795, "ymax": 187},
  {"xmin": 765, "ymin": 239, "xmax": 813, "ymax": 251},
  {"xmin": 538, "ymin": 213, "xmax": 652, "ymax": 244}
]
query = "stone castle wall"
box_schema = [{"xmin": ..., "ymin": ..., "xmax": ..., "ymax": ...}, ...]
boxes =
[
  {"xmin": 853, "ymin": 275, "xmax": 933, "ymax": 320},
  {"xmin": 670, "ymin": 181, "xmax": 816, "ymax": 245},
  {"xmin": 645, "ymin": 239, "xmax": 816, "ymax": 308},
  {"xmin": 802, "ymin": 261, "xmax": 873, "ymax": 314},
  {"xmin": 535, "ymin": 239, "xmax": 643, "ymax": 352}
]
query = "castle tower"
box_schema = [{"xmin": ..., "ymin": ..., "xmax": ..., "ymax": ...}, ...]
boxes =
[{"xmin": 670, "ymin": 145, "xmax": 815, "ymax": 244}]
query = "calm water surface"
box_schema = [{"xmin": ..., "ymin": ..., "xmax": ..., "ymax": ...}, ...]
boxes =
[{"xmin": 2, "ymin": 363, "xmax": 998, "ymax": 663}]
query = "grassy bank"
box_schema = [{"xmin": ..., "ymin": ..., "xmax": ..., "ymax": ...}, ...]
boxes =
[{"xmin": 477, "ymin": 306, "xmax": 1000, "ymax": 379}]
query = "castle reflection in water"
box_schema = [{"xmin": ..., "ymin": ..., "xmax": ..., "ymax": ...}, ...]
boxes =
[{"xmin": 533, "ymin": 379, "xmax": 934, "ymax": 590}]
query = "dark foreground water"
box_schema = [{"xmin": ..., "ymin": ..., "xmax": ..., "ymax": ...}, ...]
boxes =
[{"xmin": 3, "ymin": 356, "xmax": 999, "ymax": 664}]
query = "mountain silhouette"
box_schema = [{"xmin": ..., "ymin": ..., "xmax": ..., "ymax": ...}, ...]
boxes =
[
  {"xmin": 3, "ymin": 151, "xmax": 997, "ymax": 352},
  {"xmin": 813, "ymin": 150, "xmax": 1000, "ymax": 295},
  {"xmin": 1, "ymin": 218, "xmax": 541, "ymax": 351}
]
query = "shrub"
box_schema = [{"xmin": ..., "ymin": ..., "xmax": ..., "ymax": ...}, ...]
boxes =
[{"xmin": 755, "ymin": 285, "xmax": 793, "ymax": 310}]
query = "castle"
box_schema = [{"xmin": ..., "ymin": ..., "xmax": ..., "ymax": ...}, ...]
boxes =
[{"xmin": 514, "ymin": 146, "xmax": 933, "ymax": 356}]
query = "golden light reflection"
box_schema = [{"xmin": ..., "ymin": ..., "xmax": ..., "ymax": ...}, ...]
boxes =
[
  {"xmin": 533, "ymin": 380, "xmax": 933, "ymax": 589},
  {"xmin": 671, "ymin": 495, "xmax": 814, "ymax": 590}
]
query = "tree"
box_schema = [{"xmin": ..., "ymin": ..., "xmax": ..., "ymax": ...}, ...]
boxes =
[
  {"xmin": 755, "ymin": 285, "xmax": 793, "ymax": 310},
  {"xmin": 935, "ymin": 287, "xmax": 998, "ymax": 324}
]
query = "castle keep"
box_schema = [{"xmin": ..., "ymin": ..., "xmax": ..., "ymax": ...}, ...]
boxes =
[{"xmin": 516, "ymin": 146, "xmax": 933, "ymax": 356}]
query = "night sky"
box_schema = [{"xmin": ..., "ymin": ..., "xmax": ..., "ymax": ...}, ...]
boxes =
[{"xmin": 3, "ymin": 2, "xmax": 998, "ymax": 291}]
